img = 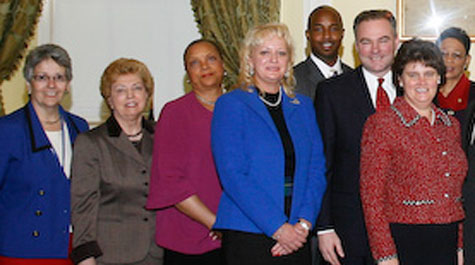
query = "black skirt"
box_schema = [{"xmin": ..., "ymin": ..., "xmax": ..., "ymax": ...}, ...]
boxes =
[
  {"xmin": 221, "ymin": 230, "xmax": 310, "ymax": 265},
  {"xmin": 389, "ymin": 222, "xmax": 459, "ymax": 265},
  {"xmin": 163, "ymin": 248, "xmax": 224, "ymax": 265}
]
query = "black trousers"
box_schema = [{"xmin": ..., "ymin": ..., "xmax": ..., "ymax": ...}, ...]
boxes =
[
  {"xmin": 222, "ymin": 230, "xmax": 311, "ymax": 265},
  {"xmin": 164, "ymin": 248, "xmax": 224, "ymax": 265},
  {"xmin": 390, "ymin": 222, "xmax": 459, "ymax": 265}
]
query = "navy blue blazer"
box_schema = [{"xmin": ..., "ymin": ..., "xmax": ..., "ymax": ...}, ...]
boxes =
[
  {"xmin": 0, "ymin": 102, "xmax": 88, "ymax": 258},
  {"xmin": 211, "ymin": 87, "xmax": 326, "ymax": 237}
]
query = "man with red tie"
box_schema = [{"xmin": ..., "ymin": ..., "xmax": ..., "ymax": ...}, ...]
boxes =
[{"xmin": 314, "ymin": 10, "xmax": 399, "ymax": 265}]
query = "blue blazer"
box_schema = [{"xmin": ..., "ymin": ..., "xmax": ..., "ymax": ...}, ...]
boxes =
[
  {"xmin": 0, "ymin": 102, "xmax": 88, "ymax": 258},
  {"xmin": 211, "ymin": 87, "xmax": 326, "ymax": 237}
]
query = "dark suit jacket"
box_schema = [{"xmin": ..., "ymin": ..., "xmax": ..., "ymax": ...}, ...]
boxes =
[
  {"xmin": 314, "ymin": 66, "xmax": 376, "ymax": 257},
  {"xmin": 70, "ymin": 116, "xmax": 163, "ymax": 264},
  {"xmin": 462, "ymin": 98, "xmax": 475, "ymax": 264},
  {"xmin": 293, "ymin": 56, "xmax": 352, "ymax": 101}
]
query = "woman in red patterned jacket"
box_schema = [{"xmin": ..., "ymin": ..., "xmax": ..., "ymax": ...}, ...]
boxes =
[{"xmin": 360, "ymin": 39, "xmax": 467, "ymax": 265}]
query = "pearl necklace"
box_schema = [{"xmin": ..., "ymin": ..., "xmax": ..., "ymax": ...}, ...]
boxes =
[{"xmin": 258, "ymin": 87, "xmax": 282, "ymax": 107}]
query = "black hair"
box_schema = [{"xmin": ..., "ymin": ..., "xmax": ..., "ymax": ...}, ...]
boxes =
[
  {"xmin": 436, "ymin": 27, "xmax": 471, "ymax": 54},
  {"xmin": 183, "ymin": 39, "xmax": 223, "ymax": 71}
]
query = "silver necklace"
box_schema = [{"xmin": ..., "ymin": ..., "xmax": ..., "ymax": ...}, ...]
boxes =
[
  {"xmin": 259, "ymin": 87, "xmax": 282, "ymax": 107},
  {"xmin": 195, "ymin": 93, "xmax": 216, "ymax": 106}
]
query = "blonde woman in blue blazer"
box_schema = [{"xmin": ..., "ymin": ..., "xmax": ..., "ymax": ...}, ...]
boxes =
[{"xmin": 211, "ymin": 23, "xmax": 326, "ymax": 265}]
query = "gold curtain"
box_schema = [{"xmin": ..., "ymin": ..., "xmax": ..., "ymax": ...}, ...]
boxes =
[
  {"xmin": 0, "ymin": 0, "xmax": 43, "ymax": 116},
  {"xmin": 191, "ymin": 0, "xmax": 280, "ymax": 89}
]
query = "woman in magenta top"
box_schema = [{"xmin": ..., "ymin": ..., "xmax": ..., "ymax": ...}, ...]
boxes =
[{"xmin": 146, "ymin": 39, "xmax": 225, "ymax": 265}]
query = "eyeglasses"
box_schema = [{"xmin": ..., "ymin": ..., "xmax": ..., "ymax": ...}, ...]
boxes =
[
  {"xmin": 32, "ymin": 74, "xmax": 68, "ymax": 83},
  {"xmin": 441, "ymin": 51, "xmax": 466, "ymax": 61}
]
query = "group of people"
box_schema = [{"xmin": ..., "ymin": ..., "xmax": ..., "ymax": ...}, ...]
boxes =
[
  {"xmin": 0, "ymin": 5, "xmax": 474, "ymax": 265},
  {"xmin": 307, "ymin": 7, "xmax": 474, "ymax": 265}
]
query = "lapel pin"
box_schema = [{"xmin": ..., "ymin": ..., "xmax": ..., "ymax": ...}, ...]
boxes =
[{"xmin": 291, "ymin": 98, "xmax": 300, "ymax": 104}]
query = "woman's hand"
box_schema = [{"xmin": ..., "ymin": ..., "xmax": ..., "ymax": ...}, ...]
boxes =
[
  {"xmin": 271, "ymin": 223, "xmax": 307, "ymax": 253},
  {"xmin": 271, "ymin": 242, "xmax": 290, "ymax": 256},
  {"xmin": 293, "ymin": 219, "xmax": 311, "ymax": 238},
  {"xmin": 271, "ymin": 219, "xmax": 312, "ymax": 256},
  {"xmin": 78, "ymin": 257, "xmax": 97, "ymax": 265},
  {"xmin": 209, "ymin": 230, "xmax": 222, "ymax": 241}
]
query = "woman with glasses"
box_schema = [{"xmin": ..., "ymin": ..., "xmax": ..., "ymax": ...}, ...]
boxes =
[
  {"xmin": 436, "ymin": 27, "xmax": 475, "ymax": 126},
  {"xmin": 0, "ymin": 44, "xmax": 89, "ymax": 264}
]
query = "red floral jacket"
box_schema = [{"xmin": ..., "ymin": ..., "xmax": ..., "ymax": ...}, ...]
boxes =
[{"xmin": 360, "ymin": 97, "xmax": 467, "ymax": 262}]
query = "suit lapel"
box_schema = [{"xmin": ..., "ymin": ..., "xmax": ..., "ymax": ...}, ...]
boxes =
[
  {"xmin": 238, "ymin": 87, "xmax": 281, "ymax": 140},
  {"xmin": 282, "ymin": 92, "xmax": 300, "ymax": 122},
  {"xmin": 353, "ymin": 67, "xmax": 375, "ymax": 117},
  {"xmin": 25, "ymin": 102, "xmax": 52, "ymax": 153},
  {"xmin": 103, "ymin": 116, "xmax": 147, "ymax": 166},
  {"xmin": 305, "ymin": 58, "xmax": 325, "ymax": 85},
  {"xmin": 342, "ymin": 63, "xmax": 353, "ymax": 73},
  {"xmin": 106, "ymin": 134, "xmax": 146, "ymax": 166},
  {"xmin": 464, "ymin": 101, "xmax": 475, "ymax": 151},
  {"xmin": 141, "ymin": 128, "xmax": 154, "ymax": 166}
]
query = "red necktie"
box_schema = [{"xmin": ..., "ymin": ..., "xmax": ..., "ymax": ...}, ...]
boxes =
[{"xmin": 376, "ymin": 78, "xmax": 390, "ymax": 111}]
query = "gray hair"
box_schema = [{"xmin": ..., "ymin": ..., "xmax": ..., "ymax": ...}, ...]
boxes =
[{"xmin": 23, "ymin": 44, "xmax": 72, "ymax": 83}]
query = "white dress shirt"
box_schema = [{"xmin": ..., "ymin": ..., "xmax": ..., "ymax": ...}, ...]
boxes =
[{"xmin": 310, "ymin": 53, "xmax": 344, "ymax": 79}]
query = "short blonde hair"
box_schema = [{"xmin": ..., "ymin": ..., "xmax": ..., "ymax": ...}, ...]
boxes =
[
  {"xmin": 100, "ymin": 58, "xmax": 154, "ymax": 103},
  {"xmin": 236, "ymin": 23, "xmax": 296, "ymax": 96}
]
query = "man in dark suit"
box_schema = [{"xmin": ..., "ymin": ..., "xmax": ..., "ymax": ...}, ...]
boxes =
[
  {"xmin": 294, "ymin": 5, "xmax": 352, "ymax": 101},
  {"xmin": 295, "ymin": 7, "xmax": 352, "ymax": 265},
  {"xmin": 462, "ymin": 101, "xmax": 475, "ymax": 264},
  {"xmin": 315, "ymin": 10, "xmax": 399, "ymax": 265}
]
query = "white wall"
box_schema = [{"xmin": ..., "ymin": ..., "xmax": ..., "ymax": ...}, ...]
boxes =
[{"xmin": 38, "ymin": 0, "xmax": 200, "ymax": 123}]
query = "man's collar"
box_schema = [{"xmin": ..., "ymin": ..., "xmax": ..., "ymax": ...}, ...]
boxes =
[{"xmin": 310, "ymin": 53, "xmax": 342, "ymax": 78}]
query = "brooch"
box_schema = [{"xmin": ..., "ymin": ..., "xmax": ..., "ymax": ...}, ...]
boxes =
[{"xmin": 290, "ymin": 98, "xmax": 300, "ymax": 105}]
